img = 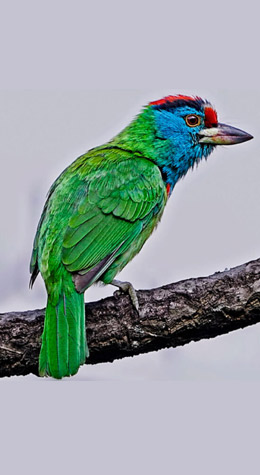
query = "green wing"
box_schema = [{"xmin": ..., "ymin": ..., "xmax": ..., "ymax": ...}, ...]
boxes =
[
  {"xmin": 62, "ymin": 155, "xmax": 166, "ymax": 291},
  {"xmin": 29, "ymin": 182, "xmax": 57, "ymax": 287}
]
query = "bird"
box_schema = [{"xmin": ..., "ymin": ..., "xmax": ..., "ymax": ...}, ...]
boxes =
[{"xmin": 30, "ymin": 94, "xmax": 253, "ymax": 379}]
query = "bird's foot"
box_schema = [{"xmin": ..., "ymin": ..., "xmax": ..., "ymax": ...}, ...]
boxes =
[{"xmin": 111, "ymin": 279, "xmax": 140, "ymax": 314}]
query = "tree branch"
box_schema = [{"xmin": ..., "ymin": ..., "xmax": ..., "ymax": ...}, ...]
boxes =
[{"xmin": 1, "ymin": 258, "xmax": 260, "ymax": 378}]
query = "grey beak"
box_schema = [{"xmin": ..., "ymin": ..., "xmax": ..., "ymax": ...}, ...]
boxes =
[{"xmin": 199, "ymin": 123, "xmax": 253, "ymax": 145}]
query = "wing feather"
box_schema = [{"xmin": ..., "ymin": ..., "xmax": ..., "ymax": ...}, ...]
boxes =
[{"xmin": 61, "ymin": 154, "xmax": 166, "ymax": 286}]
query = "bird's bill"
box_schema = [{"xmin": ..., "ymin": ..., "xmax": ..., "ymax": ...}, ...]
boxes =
[{"xmin": 199, "ymin": 123, "xmax": 253, "ymax": 145}]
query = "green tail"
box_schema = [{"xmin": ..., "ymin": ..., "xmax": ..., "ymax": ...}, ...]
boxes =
[{"xmin": 39, "ymin": 280, "xmax": 88, "ymax": 379}]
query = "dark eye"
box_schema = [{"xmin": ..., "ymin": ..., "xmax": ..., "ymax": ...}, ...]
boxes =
[{"xmin": 185, "ymin": 114, "xmax": 201, "ymax": 127}]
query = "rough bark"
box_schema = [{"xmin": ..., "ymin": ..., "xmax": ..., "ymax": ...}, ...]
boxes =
[{"xmin": 1, "ymin": 258, "xmax": 260, "ymax": 378}]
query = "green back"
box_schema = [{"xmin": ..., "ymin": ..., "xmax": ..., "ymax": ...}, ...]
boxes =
[{"xmin": 30, "ymin": 146, "xmax": 167, "ymax": 296}]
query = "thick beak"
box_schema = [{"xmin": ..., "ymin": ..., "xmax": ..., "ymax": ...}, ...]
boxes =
[{"xmin": 199, "ymin": 123, "xmax": 253, "ymax": 145}]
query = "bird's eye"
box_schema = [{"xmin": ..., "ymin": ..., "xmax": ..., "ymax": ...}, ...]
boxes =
[{"xmin": 185, "ymin": 115, "xmax": 201, "ymax": 127}]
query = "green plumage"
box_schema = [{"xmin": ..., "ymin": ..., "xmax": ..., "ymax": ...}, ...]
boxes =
[
  {"xmin": 30, "ymin": 96, "xmax": 253, "ymax": 378},
  {"xmin": 30, "ymin": 141, "xmax": 167, "ymax": 378},
  {"xmin": 39, "ymin": 271, "xmax": 87, "ymax": 378}
]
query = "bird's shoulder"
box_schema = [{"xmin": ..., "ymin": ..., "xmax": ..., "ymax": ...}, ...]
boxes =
[
  {"xmin": 49, "ymin": 145, "xmax": 165, "ymax": 207},
  {"xmin": 67, "ymin": 145, "xmax": 166, "ymax": 220},
  {"xmin": 61, "ymin": 146, "xmax": 167, "ymax": 276}
]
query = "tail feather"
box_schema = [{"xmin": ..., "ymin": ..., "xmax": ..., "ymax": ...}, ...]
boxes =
[{"xmin": 39, "ymin": 283, "xmax": 87, "ymax": 378}]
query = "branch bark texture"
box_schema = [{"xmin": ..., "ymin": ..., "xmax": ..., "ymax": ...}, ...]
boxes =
[{"xmin": 1, "ymin": 258, "xmax": 260, "ymax": 378}]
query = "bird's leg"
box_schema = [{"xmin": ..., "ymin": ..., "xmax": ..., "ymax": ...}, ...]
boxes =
[{"xmin": 111, "ymin": 279, "xmax": 140, "ymax": 314}]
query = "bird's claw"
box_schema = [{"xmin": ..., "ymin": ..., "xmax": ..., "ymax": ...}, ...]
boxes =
[{"xmin": 111, "ymin": 279, "xmax": 140, "ymax": 315}]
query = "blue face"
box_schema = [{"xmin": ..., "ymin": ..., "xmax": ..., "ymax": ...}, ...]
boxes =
[{"xmin": 153, "ymin": 105, "xmax": 215, "ymax": 186}]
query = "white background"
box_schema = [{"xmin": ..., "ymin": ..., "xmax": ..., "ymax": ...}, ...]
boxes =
[{"xmin": 0, "ymin": 1, "xmax": 260, "ymax": 473}]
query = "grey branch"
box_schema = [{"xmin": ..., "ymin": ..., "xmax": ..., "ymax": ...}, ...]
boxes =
[{"xmin": 1, "ymin": 258, "xmax": 260, "ymax": 378}]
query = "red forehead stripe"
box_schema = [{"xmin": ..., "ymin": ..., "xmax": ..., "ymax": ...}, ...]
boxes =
[
  {"xmin": 149, "ymin": 95, "xmax": 198, "ymax": 106},
  {"xmin": 150, "ymin": 95, "xmax": 218, "ymax": 127},
  {"xmin": 204, "ymin": 106, "xmax": 218, "ymax": 127}
]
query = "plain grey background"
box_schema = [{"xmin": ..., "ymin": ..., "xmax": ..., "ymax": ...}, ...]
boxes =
[{"xmin": 0, "ymin": 0, "xmax": 260, "ymax": 474}]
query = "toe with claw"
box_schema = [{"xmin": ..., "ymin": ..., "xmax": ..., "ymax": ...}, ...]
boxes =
[{"xmin": 111, "ymin": 279, "xmax": 140, "ymax": 314}]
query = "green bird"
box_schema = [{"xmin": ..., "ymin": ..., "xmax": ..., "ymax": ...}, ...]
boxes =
[{"xmin": 30, "ymin": 95, "xmax": 253, "ymax": 378}]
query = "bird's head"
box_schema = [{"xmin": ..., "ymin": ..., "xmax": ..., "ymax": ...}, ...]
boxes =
[{"xmin": 148, "ymin": 95, "xmax": 253, "ymax": 183}]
